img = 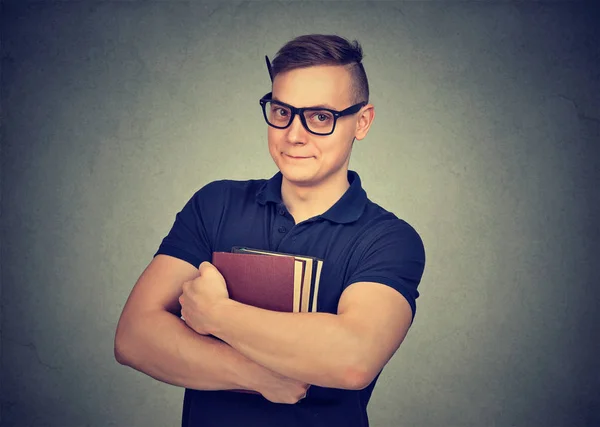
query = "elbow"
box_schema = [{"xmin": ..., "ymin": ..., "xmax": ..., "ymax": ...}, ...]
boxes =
[
  {"xmin": 331, "ymin": 335, "xmax": 378, "ymax": 390},
  {"xmin": 114, "ymin": 333, "xmax": 127, "ymax": 365},
  {"xmin": 114, "ymin": 321, "xmax": 134, "ymax": 366},
  {"xmin": 334, "ymin": 332, "xmax": 379, "ymax": 390},
  {"xmin": 336, "ymin": 350, "xmax": 378, "ymax": 390},
  {"xmin": 114, "ymin": 339, "xmax": 128, "ymax": 366},
  {"xmin": 339, "ymin": 364, "xmax": 375, "ymax": 391}
]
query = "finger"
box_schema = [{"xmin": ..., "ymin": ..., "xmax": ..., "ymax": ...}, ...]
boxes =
[{"xmin": 198, "ymin": 261, "xmax": 216, "ymax": 275}]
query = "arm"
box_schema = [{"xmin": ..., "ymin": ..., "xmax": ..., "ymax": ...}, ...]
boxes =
[
  {"xmin": 114, "ymin": 254, "xmax": 308, "ymax": 401},
  {"xmin": 182, "ymin": 220, "xmax": 424, "ymax": 391},
  {"xmin": 114, "ymin": 255, "xmax": 257, "ymax": 390},
  {"xmin": 208, "ymin": 281, "xmax": 413, "ymax": 391}
]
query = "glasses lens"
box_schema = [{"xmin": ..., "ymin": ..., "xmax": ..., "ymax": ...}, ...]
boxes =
[
  {"xmin": 262, "ymin": 101, "xmax": 336, "ymax": 135},
  {"xmin": 265, "ymin": 101, "xmax": 292, "ymax": 128},
  {"xmin": 303, "ymin": 109, "xmax": 335, "ymax": 135}
]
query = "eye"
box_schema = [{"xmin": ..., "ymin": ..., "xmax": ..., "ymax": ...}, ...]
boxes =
[
  {"xmin": 309, "ymin": 111, "xmax": 333, "ymax": 123},
  {"xmin": 271, "ymin": 106, "xmax": 289, "ymax": 117}
]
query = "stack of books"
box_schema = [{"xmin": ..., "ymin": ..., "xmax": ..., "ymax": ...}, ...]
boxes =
[
  {"xmin": 209, "ymin": 247, "xmax": 324, "ymax": 395},
  {"xmin": 212, "ymin": 247, "xmax": 324, "ymax": 313}
]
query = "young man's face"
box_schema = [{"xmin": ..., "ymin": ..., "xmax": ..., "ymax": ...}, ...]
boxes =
[{"xmin": 268, "ymin": 65, "xmax": 371, "ymax": 188}]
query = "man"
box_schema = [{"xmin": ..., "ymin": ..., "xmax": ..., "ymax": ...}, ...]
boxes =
[{"xmin": 115, "ymin": 34, "xmax": 425, "ymax": 427}]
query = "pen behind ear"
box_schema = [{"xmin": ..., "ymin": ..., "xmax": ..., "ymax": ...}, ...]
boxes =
[{"xmin": 265, "ymin": 55, "xmax": 274, "ymax": 82}]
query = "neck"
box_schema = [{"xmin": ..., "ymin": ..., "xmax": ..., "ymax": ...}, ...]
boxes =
[{"xmin": 281, "ymin": 171, "xmax": 351, "ymax": 223}]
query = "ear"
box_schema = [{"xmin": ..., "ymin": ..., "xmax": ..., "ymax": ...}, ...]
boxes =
[{"xmin": 354, "ymin": 104, "xmax": 375, "ymax": 141}]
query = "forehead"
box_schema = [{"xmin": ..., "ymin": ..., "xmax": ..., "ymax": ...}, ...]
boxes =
[{"xmin": 272, "ymin": 65, "xmax": 353, "ymax": 109}]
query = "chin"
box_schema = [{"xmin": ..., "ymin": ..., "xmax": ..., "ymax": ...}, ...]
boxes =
[
  {"xmin": 278, "ymin": 165, "xmax": 318, "ymax": 185},
  {"xmin": 280, "ymin": 167, "xmax": 311, "ymax": 181}
]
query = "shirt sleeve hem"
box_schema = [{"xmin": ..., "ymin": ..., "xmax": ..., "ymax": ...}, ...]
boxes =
[
  {"xmin": 345, "ymin": 276, "xmax": 417, "ymax": 321},
  {"xmin": 154, "ymin": 245, "xmax": 203, "ymax": 269}
]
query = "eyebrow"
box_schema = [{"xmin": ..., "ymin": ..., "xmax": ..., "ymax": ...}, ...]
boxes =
[{"xmin": 272, "ymin": 96, "xmax": 338, "ymax": 110}]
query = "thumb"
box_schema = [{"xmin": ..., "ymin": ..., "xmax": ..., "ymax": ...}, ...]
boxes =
[{"xmin": 198, "ymin": 261, "xmax": 213, "ymax": 273}]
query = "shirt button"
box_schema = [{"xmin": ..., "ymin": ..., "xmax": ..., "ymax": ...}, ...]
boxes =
[
  {"xmin": 278, "ymin": 208, "xmax": 286, "ymax": 216},
  {"xmin": 278, "ymin": 226, "xmax": 287, "ymax": 233}
]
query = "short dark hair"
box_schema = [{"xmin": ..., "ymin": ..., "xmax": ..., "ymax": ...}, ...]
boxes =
[{"xmin": 271, "ymin": 34, "xmax": 369, "ymax": 104}]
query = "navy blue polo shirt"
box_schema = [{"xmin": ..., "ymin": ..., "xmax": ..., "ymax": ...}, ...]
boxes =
[{"xmin": 155, "ymin": 170, "xmax": 425, "ymax": 427}]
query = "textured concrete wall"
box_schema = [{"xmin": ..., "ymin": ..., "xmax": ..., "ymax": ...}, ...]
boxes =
[{"xmin": 2, "ymin": 1, "xmax": 599, "ymax": 426}]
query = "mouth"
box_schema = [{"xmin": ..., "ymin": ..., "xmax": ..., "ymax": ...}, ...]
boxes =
[{"xmin": 284, "ymin": 153, "xmax": 313, "ymax": 160}]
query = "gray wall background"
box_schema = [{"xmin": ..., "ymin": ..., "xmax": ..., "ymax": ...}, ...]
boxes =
[{"xmin": 1, "ymin": 1, "xmax": 599, "ymax": 426}]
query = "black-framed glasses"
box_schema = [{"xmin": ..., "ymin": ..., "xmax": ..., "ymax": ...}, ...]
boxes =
[{"xmin": 259, "ymin": 92, "xmax": 367, "ymax": 136}]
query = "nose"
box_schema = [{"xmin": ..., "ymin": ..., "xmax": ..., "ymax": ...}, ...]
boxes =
[{"xmin": 285, "ymin": 113, "xmax": 309, "ymax": 144}]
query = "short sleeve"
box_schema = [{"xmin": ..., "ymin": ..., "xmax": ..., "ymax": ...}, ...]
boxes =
[
  {"xmin": 154, "ymin": 183, "xmax": 220, "ymax": 268},
  {"xmin": 344, "ymin": 219, "xmax": 426, "ymax": 320}
]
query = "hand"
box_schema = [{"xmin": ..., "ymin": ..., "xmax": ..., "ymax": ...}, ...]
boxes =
[
  {"xmin": 254, "ymin": 367, "xmax": 311, "ymax": 404},
  {"xmin": 179, "ymin": 261, "xmax": 229, "ymax": 335}
]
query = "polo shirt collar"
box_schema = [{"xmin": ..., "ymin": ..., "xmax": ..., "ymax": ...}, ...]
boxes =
[{"xmin": 255, "ymin": 170, "xmax": 368, "ymax": 224}]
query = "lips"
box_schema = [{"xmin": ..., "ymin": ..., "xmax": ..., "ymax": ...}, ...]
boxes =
[{"xmin": 284, "ymin": 154, "xmax": 312, "ymax": 159}]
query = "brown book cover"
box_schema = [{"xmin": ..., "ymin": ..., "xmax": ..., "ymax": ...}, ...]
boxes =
[
  {"xmin": 212, "ymin": 251, "xmax": 299, "ymax": 312},
  {"xmin": 232, "ymin": 247, "xmax": 324, "ymax": 313},
  {"xmin": 232, "ymin": 247, "xmax": 313, "ymax": 312}
]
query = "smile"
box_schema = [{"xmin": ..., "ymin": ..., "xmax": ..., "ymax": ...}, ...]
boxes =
[{"xmin": 284, "ymin": 154, "xmax": 312, "ymax": 160}]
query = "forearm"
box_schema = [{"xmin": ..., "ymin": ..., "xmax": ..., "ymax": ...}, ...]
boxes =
[
  {"xmin": 115, "ymin": 309, "xmax": 266, "ymax": 391},
  {"xmin": 210, "ymin": 300, "xmax": 364, "ymax": 389}
]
